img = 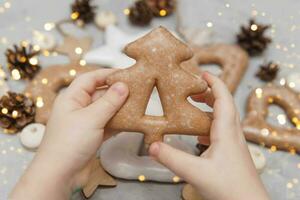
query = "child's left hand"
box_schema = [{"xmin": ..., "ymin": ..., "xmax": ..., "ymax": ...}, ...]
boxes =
[{"xmin": 10, "ymin": 69, "xmax": 129, "ymax": 200}]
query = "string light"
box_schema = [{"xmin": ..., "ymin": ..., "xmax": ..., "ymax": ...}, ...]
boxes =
[
  {"xmin": 12, "ymin": 110, "xmax": 18, "ymax": 119},
  {"xmin": 270, "ymin": 145, "xmax": 277, "ymax": 152},
  {"xmin": 206, "ymin": 22, "xmax": 213, "ymax": 28},
  {"xmin": 260, "ymin": 128, "xmax": 269, "ymax": 136},
  {"xmin": 33, "ymin": 45, "xmax": 41, "ymax": 51},
  {"xmin": 289, "ymin": 82, "xmax": 295, "ymax": 88},
  {"xmin": 69, "ymin": 69, "xmax": 77, "ymax": 76},
  {"xmin": 1, "ymin": 108, "xmax": 8, "ymax": 114},
  {"xmin": 11, "ymin": 69, "xmax": 21, "ymax": 80},
  {"xmin": 277, "ymin": 114, "xmax": 286, "ymax": 125},
  {"xmin": 43, "ymin": 50, "xmax": 50, "ymax": 57},
  {"xmin": 36, "ymin": 97, "xmax": 44, "ymax": 108},
  {"xmin": 44, "ymin": 22, "xmax": 55, "ymax": 31},
  {"xmin": 138, "ymin": 175, "xmax": 146, "ymax": 182},
  {"xmin": 75, "ymin": 47, "xmax": 83, "ymax": 55},
  {"xmin": 159, "ymin": 9, "xmax": 167, "ymax": 17},
  {"xmin": 287, "ymin": 182, "xmax": 293, "ymax": 189},
  {"xmin": 71, "ymin": 12, "xmax": 79, "ymax": 20},
  {"xmin": 279, "ymin": 78, "xmax": 286, "ymax": 85},
  {"xmin": 29, "ymin": 57, "xmax": 38, "ymax": 65},
  {"xmin": 172, "ymin": 176, "xmax": 180, "ymax": 183},
  {"xmin": 255, "ymin": 88, "xmax": 263, "ymax": 98},
  {"xmin": 123, "ymin": 8, "xmax": 130, "ymax": 15},
  {"xmin": 289, "ymin": 148, "xmax": 296, "ymax": 155},
  {"xmin": 41, "ymin": 78, "xmax": 48, "ymax": 85},
  {"xmin": 79, "ymin": 59, "xmax": 86, "ymax": 66},
  {"xmin": 268, "ymin": 98, "xmax": 274, "ymax": 103},
  {"xmin": 251, "ymin": 24, "xmax": 258, "ymax": 31}
]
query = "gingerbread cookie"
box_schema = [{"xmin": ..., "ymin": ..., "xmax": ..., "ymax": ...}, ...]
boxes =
[
  {"xmin": 242, "ymin": 85, "xmax": 300, "ymax": 152},
  {"xmin": 182, "ymin": 44, "xmax": 249, "ymax": 93},
  {"xmin": 106, "ymin": 26, "xmax": 212, "ymax": 144},
  {"xmin": 82, "ymin": 158, "xmax": 117, "ymax": 199},
  {"xmin": 24, "ymin": 36, "xmax": 99, "ymax": 124},
  {"xmin": 182, "ymin": 184, "xmax": 203, "ymax": 200}
]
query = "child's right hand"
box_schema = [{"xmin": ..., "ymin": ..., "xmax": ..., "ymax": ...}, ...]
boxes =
[{"xmin": 149, "ymin": 73, "xmax": 270, "ymax": 200}]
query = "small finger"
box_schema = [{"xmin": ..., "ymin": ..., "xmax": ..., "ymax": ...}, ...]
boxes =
[
  {"xmin": 202, "ymin": 72, "xmax": 236, "ymax": 124},
  {"xmin": 84, "ymin": 82, "xmax": 129, "ymax": 128},
  {"xmin": 63, "ymin": 69, "xmax": 117, "ymax": 109},
  {"xmin": 149, "ymin": 142, "xmax": 204, "ymax": 183},
  {"xmin": 191, "ymin": 88, "xmax": 214, "ymax": 107}
]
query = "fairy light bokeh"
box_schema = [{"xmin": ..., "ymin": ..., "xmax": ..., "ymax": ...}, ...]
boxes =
[{"xmin": 0, "ymin": 0, "xmax": 299, "ymax": 199}]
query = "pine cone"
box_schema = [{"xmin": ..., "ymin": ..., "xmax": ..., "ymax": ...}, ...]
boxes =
[
  {"xmin": 6, "ymin": 44, "xmax": 41, "ymax": 80},
  {"xmin": 146, "ymin": 0, "xmax": 175, "ymax": 17},
  {"xmin": 71, "ymin": 0, "xmax": 97, "ymax": 26},
  {"xmin": 129, "ymin": 0, "xmax": 153, "ymax": 26},
  {"xmin": 237, "ymin": 19, "xmax": 272, "ymax": 56},
  {"xmin": 0, "ymin": 92, "xmax": 35, "ymax": 134},
  {"xmin": 256, "ymin": 62, "xmax": 279, "ymax": 82}
]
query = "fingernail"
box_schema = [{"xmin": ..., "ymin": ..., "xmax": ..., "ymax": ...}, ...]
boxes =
[
  {"xmin": 149, "ymin": 142, "xmax": 160, "ymax": 157},
  {"xmin": 111, "ymin": 82, "xmax": 127, "ymax": 96},
  {"xmin": 201, "ymin": 71, "xmax": 209, "ymax": 78}
]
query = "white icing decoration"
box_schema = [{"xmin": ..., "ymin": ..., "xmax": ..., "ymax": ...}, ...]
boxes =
[
  {"xmin": 84, "ymin": 25, "xmax": 182, "ymax": 68},
  {"xmin": 95, "ymin": 10, "xmax": 117, "ymax": 29},
  {"xmin": 84, "ymin": 25, "xmax": 146, "ymax": 68},
  {"xmin": 19, "ymin": 123, "xmax": 45, "ymax": 150}
]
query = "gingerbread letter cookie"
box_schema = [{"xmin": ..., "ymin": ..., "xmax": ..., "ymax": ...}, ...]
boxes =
[
  {"xmin": 182, "ymin": 44, "xmax": 248, "ymax": 93},
  {"xmin": 106, "ymin": 27, "xmax": 212, "ymax": 144},
  {"xmin": 24, "ymin": 36, "xmax": 99, "ymax": 124},
  {"xmin": 242, "ymin": 85, "xmax": 300, "ymax": 152}
]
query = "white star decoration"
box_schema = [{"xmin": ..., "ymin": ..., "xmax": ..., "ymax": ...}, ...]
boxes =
[{"xmin": 84, "ymin": 25, "xmax": 147, "ymax": 68}]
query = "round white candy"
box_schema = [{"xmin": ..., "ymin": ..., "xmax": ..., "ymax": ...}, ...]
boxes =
[
  {"xmin": 19, "ymin": 123, "xmax": 45, "ymax": 150},
  {"xmin": 248, "ymin": 144, "xmax": 266, "ymax": 174},
  {"xmin": 286, "ymin": 73, "xmax": 300, "ymax": 93},
  {"xmin": 32, "ymin": 30, "xmax": 56, "ymax": 50},
  {"xmin": 95, "ymin": 11, "xmax": 117, "ymax": 29}
]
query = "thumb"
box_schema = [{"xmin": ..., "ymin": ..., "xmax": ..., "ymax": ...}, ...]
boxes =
[
  {"xmin": 84, "ymin": 82, "xmax": 129, "ymax": 128},
  {"xmin": 149, "ymin": 142, "xmax": 203, "ymax": 183}
]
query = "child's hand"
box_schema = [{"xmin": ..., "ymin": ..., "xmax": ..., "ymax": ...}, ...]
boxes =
[
  {"xmin": 149, "ymin": 73, "xmax": 270, "ymax": 200},
  {"xmin": 10, "ymin": 69, "xmax": 129, "ymax": 200}
]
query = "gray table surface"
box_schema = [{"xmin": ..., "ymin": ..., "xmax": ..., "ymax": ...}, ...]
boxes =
[{"xmin": 1, "ymin": 0, "xmax": 300, "ymax": 200}]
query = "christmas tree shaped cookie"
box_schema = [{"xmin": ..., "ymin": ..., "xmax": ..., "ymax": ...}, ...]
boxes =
[{"xmin": 106, "ymin": 27, "xmax": 212, "ymax": 144}]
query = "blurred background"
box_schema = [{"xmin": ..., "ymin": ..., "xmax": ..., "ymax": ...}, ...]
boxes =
[{"xmin": 0, "ymin": 0, "xmax": 300, "ymax": 199}]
